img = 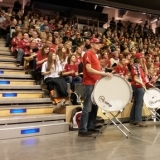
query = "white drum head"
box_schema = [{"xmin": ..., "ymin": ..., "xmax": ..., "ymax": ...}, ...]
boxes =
[
  {"xmin": 93, "ymin": 75, "xmax": 132, "ymax": 112},
  {"xmin": 143, "ymin": 88, "xmax": 160, "ymax": 109}
]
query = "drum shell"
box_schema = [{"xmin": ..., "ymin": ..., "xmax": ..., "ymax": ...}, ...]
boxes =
[
  {"xmin": 92, "ymin": 75, "xmax": 133, "ymax": 112},
  {"xmin": 143, "ymin": 88, "xmax": 160, "ymax": 109}
]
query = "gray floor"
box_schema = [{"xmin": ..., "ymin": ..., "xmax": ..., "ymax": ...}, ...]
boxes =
[{"xmin": 0, "ymin": 121, "xmax": 160, "ymax": 160}]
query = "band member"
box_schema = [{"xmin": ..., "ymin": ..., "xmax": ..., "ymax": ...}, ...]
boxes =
[
  {"xmin": 130, "ymin": 53, "xmax": 148, "ymax": 127},
  {"xmin": 78, "ymin": 38, "xmax": 112, "ymax": 137},
  {"xmin": 112, "ymin": 57, "xmax": 128, "ymax": 79}
]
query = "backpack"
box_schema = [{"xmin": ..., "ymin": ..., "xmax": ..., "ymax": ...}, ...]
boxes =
[
  {"xmin": 69, "ymin": 106, "xmax": 82, "ymax": 131},
  {"xmin": 70, "ymin": 92, "xmax": 81, "ymax": 105}
]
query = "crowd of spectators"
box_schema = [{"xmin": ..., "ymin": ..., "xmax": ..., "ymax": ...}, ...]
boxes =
[{"xmin": 0, "ymin": 4, "xmax": 160, "ymax": 100}]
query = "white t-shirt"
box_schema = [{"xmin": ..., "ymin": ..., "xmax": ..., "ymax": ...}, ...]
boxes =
[{"xmin": 41, "ymin": 61, "xmax": 62, "ymax": 80}]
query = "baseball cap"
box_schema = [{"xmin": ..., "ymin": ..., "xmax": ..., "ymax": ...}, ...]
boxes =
[
  {"xmin": 135, "ymin": 53, "xmax": 144, "ymax": 59},
  {"xmin": 90, "ymin": 38, "xmax": 102, "ymax": 44}
]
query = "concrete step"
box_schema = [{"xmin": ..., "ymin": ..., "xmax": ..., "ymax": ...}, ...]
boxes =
[
  {"xmin": 0, "ymin": 105, "xmax": 54, "ymax": 117},
  {"xmin": 0, "ymin": 114, "xmax": 65, "ymax": 124},
  {"xmin": 0, "ymin": 104, "xmax": 54, "ymax": 109},
  {"xmin": 0, "ymin": 90, "xmax": 44, "ymax": 99},
  {"xmin": 0, "ymin": 70, "xmax": 26, "ymax": 75},
  {"xmin": 0, "ymin": 98, "xmax": 51, "ymax": 104},
  {"xmin": 0, "ymin": 62, "xmax": 23, "ymax": 70},
  {"xmin": 0, "ymin": 51, "xmax": 12, "ymax": 56},
  {"xmin": 0, "ymin": 79, "xmax": 35, "ymax": 85},
  {"xmin": 0, "ymin": 85, "xmax": 41, "ymax": 90},
  {"xmin": 0, "ymin": 74, "xmax": 32, "ymax": 79},
  {"xmin": 0, "ymin": 121, "xmax": 69, "ymax": 139},
  {"xmin": 0, "ymin": 73, "xmax": 32, "ymax": 79},
  {"xmin": 0, "ymin": 43, "xmax": 6, "ymax": 47},
  {"xmin": 0, "ymin": 55, "xmax": 16, "ymax": 62},
  {"xmin": 0, "ymin": 47, "xmax": 10, "ymax": 52}
]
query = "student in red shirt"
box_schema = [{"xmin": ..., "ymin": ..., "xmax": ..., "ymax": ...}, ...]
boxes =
[
  {"xmin": 32, "ymin": 45, "xmax": 49, "ymax": 84},
  {"xmin": 130, "ymin": 53, "xmax": 148, "ymax": 127},
  {"xmin": 62, "ymin": 54, "xmax": 82, "ymax": 91},
  {"xmin": 78, "ymin": 38, "xmax": 112, "ymax": 137},
  {"xmin": 113, "ymin": 57, "xmax": 128, "ymax": 79}
]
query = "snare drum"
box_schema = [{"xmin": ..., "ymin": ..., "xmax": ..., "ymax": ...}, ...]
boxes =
[
  {"xmin": 92, "ymin": 75, "xmax": 133, "ymax": 112},
  {"xmin": 143, "ymin": 88, "xmax": 160, "ymax": 109}
]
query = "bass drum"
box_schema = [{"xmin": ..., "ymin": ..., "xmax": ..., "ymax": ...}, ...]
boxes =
[
  {"xmin": 92, "ymin": 75, "xmax": 133, "ymax": 112},
  {"xmin": 143, "ymin": 88, "xmax": 160, "ymax": 109}
]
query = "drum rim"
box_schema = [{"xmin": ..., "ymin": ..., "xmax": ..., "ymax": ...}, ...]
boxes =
[
  {"xmin": 93, "ymin": 75, "xmax": 133, "ymax": 111},
  {"xmin": 143, "ymin": 87, "xmax": 160, "ymax": 109}
]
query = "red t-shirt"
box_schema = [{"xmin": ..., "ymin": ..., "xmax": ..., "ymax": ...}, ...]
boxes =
[
  {"xmin": 63, "ymin": 64, "xmax": 78, "ymax": 77},
  {"xmin": 131, "ymin": 64, "xmax": 146, "ymax": 88},
  {"xmin": 36, "ymin": 51, "xmax": 48, "ymax": 69},
  {"xmin": 50, "ymin": 44, "xmax": 56, "ymax": 53},
  {"xmin": 75, "ymin": 57, "xmax": 82, "ymax": 65},
  {"xmin": 114, "ymin": 64, "xmax": 128, "ymax": 76},
  {"xmin": 83, "ymin": 50, "xmax": 101, "ymax": 85}
]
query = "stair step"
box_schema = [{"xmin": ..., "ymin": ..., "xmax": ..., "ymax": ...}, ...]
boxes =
[
  {"xmin": 0, "ymin": 73, "xmax": 32, "ymax": 78},
  {"xmin": 0, "ymin": 121, "xmax": 69, "ymax": 139},
  {"xmin": 0, "ymin": 114, "xmax": 65, "ymax": 124},
  {"xmin": 0, "ymin": 90, "xmax": 44, "ymax": 99},
  {"xmin": 0, "ymin": 70, "xmax": 26, "ymax": 75},
  {"xmin": 0, "ymin": 79, "xmax": 35, "ymax": 85},
  {"xmin": 0, "ymin": 39, "xmax": 5, "ymax": 42},
  {"xmin": 0, "ymin": 41, "xmax": 5, "ymax": 43},
  {"xmin": 0, "ymin": 85, "xmax": 41, "ymax": 90},
  {"xmin": 0, "ymin": 98, "xmax": 51, "ymax": 104},
  {"xmin": 0, "ymin": 106, "xmax": 54, "ymax": 117},
  {"xmin": 0, "ymin": 74, "xmax": 32, "ymax": 79},
  {"xmin": 0, "ymin": 47, "xmax": 10, "ymax": 51},
  {"xmin": 0, "ymin": 51, "xmax": 12, "ymax": 56},
  {"xmin": 0, "ymin": 104, "xmax": 54, "ymax": 109},
  {"xmin": 0, "ymin": 44, "xmax": 6, "ymax": 47},
  {"xmin": 0, "ymin": 56, "xmax": 16, "ymax": 62},
  {"xmin": 0, "ymin": 62, "xmax": 23, "ymax": 70}
]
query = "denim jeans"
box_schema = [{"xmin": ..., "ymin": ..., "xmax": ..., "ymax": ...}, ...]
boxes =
[
  {"xmin": 6, "ymin": 33, "xmax": 10, "ymax": 45},
  {"xmin": 16, "ymin": 49, "xmax": 25, "ymax": 63},
  {"xmin": 130, "ymin": 86, "xmax": 144, "ymax": 122},
  {"xmin": 79, "ymin": 85, "xmax": 98, "ymax": 133},
  {"xmin": 65, "ymin": 76, "xmax": 82, "ymax": 91}
]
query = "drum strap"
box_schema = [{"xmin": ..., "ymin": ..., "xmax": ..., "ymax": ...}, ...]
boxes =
[{"xmin": 132, "ymin": 64, "xmax": 143, "ymax": 83}]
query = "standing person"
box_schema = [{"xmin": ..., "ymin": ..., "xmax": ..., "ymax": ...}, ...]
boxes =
[
  {"xmin": 78, "ymin": 38, "xmax": 112, "ymax": 137},
  {"xmin": 13, "ymin": 0, "xmax": 22, "ymax": 13},
  {"xmin": 129, "ymin": 53, "xmax": 148, "ymax": 127}
]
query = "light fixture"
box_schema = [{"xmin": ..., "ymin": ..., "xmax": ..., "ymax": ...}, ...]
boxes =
[{"xmin": 151, "ymin": 19, "xmax": 158, "ymax": 23}]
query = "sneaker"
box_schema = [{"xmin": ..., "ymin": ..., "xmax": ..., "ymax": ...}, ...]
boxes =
[
  {"xmin": 88, "ymin": 129, "xmax": 99, "ymax": 133},
  {"xmin": 41, "ymin": 83, "xmax": 47, "ymax": 90},
  {"xmin": 136, "ymin": 122, "xmax": 148, "ymax": 127},
  {"xmin": 78, "ymin": 131, "xmax": 92, "ymax": 137},
  {"xmin": 16, "ymin": 62, "xmax": 20, "ymax": 67}
]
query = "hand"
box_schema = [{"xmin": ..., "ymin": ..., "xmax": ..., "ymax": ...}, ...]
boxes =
[
  {"xmin": 70, "ymin": 70, "xmax": 75, "ymax": 74},
  {"xmin": 141, "ymin": 83, "xmax": 147, "ymax": 91},
  {"xmin": 48, "ymin": 70, "xmax": 51, "ymax": 74},
  {"xmin": 102, "ymin": 72, "xmax": 113, "ymax": 77},
  {"xmin": 44, "ymin": 58, "xmax": 47, "ymax": 62}
]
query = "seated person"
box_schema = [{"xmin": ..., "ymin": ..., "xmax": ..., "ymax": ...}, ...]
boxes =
[
  {"xmin": 41, "ymin": 52, "xmax": 68, "ymax": 103},
  {"xmin": 62, "ymin": 54, "xmax": 82, "ymax": 91},
  {"xmin": 11, "ymin": 32, "xmax": 31, "ymax": 66},
  {"xmin": 31, "ymin": 45, "xmax": 49, "ymax": 84}
]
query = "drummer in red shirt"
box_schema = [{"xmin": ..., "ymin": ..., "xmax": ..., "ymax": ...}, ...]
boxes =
[
  {"xmin": 130, "ymin": 53, "xmax": 148, "ymax": 127},
  {"xmin": 78, "ymin": 38, "xmax": 112, "ymax": 137},
  {"xmin": 112, "ymin": 57, "xmax": 128, "ymax": 79}
]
